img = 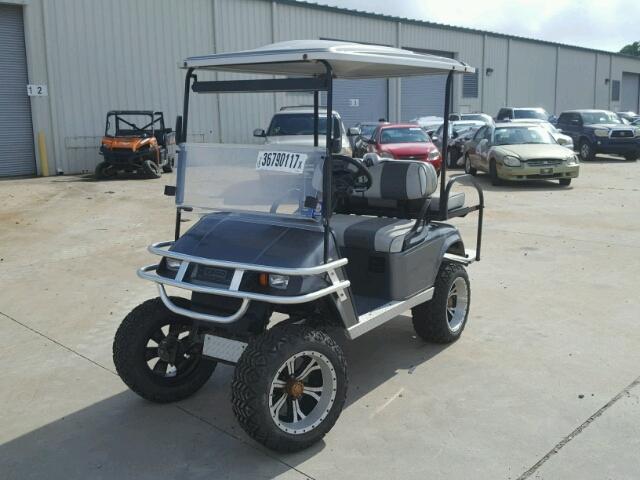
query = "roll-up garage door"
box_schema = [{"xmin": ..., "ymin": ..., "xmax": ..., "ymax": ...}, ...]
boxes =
[
  {"xmin": 400, "ymin": 49, "xmax": 454, "ymax": 122},
  {"xmin": 323, "ymin": 78, "xmax": 388, "ymax": 128},
  {"xmin": 0, "ymin": 4, "xmax": 35, "ymax": 177},
  {"xmin": 621, "ymin": 72, "xmax": 640, "ymax": 113}
]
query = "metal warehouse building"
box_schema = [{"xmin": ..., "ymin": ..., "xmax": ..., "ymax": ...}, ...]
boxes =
[{"xmin": 2, "ymin": 0, "xmax": 640, "ymax": 177}]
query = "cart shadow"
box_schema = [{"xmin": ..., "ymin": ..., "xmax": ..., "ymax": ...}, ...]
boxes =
[
  {"xmin": 50, "ymin": 173, "xmax": 162, "ymax": 182},
  {"xmin": 0, "ymin": 316, "xmax": 447, "ymax": 479},
  {"xmin": 451, "ymin": 172, "xmax": 572, "ymax": 192}
]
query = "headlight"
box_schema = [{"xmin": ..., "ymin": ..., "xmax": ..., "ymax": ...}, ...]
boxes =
[
  {"xmin": 380, "ymin": 151, "xmax": 395, "ymax": 159},
  {"xmin": 165, "ymin": 258, "xmax": 182, "ymax": 270},
  {"xmin": 566, "ymin": 155, "xmax": 580, "ymax": 165},
  {"xmin": 268, "ymin": 274, "xmax": 289, "ymax": 290},
  {"xmin": 635, "ymin": 128, "xmax": 640, "ymax": 138},
  {"xmin": 503, "ymin": 155, "xmax": 521, "ymax": 167},
  {"xmin": 594, "ymin": 129, "xmax": 609, "ymax": 137},
  {"xmin": 428, "ymin": 150, "xmax": 440, "ymax": 160}
]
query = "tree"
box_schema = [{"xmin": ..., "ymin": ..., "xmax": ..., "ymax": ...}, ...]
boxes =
[{"xmin": 620, "ymin": 41, "xmax": 640, "ymax": 57}]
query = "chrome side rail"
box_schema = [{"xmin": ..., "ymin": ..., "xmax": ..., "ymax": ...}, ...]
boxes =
[
  {"xmin": 347, "ymin": 287, "xmax": 434, "ymax": 340},
  {"xmin": 157, "ymin": 284, "xmax": 250, "ymax": 324},
  {"xmin": 148, "ymin": 241, "xmax": 348, "ymax": 275}
]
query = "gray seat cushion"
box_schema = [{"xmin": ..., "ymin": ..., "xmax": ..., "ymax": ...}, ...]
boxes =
[
  {"xmin": 428, "ymin": 192, "xmax": 465, "ymax": 212},
  {"xmin": 331, "ymin": 214, "xmax": 415, "ymax": 253}
]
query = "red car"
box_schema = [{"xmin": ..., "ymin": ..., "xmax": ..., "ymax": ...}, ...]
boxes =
[{"xmin": 366, "ymin": 123, "xmax": 442, "ymax": 172}]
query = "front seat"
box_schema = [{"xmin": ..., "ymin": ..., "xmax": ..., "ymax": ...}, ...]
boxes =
[{"xmin": 331, "ymin": 160, "xmax": 438, "ymax": 253}]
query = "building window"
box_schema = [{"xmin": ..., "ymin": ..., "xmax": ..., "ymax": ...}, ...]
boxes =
[
  {"xmin": 611, "ymin": 80, "xmax": 620, "ymax": 101},
  {"xmin": 463, "ymin": 71, "xmax": 479, "ymax": 98}
]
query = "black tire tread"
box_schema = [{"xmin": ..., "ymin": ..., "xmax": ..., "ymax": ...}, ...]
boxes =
[
  {"xmin": 231, "ymin": 325, "xmax": 347, "ymax": 452},
  {"xmin": 412, "ymin": 262, "xmax": 470, "ymax": 344},
  {"xmin": 113, "ymin": 297, "xmax": 216, "ymax": 403}
]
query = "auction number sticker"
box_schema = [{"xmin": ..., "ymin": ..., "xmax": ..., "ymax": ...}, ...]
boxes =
[{"xmin": 256, "ymin": 151, "xmax": 307, "ymax": 174}]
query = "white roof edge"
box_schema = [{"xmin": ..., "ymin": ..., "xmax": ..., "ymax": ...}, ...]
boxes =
[{"xmin": 183, "ymin": 40, "xmax": 475, "ymax": 77}]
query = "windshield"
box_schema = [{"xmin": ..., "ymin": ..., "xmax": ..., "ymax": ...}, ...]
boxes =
[
  {"xmin": 106, "ymin": 114, "xmax": 156, "ymax": 137},
  {"xmin": 359, "ymin": 124, "xmax": 378, "ymax": 138},
  {"xmin": 461, "ymin": 114, "xmax": 488, "ymax": 122},
  {"xmin": 513, "ymin": 109, "xmax": 549, "ymax": 120},
  {"xmin": 380, "ymin": 127, "xmax": 430, "ymax": 144},
  {"xmin": 493, "ymin": 126, "xmax": 556, "ymax": 145},
  {"xmin": 267, "ymin": 114, "xmax": 340, "ymax": 136},
  {"xmin": 581, "ymin": 111, "xmax": 622, "ymax": 125},
  {"xmin": 178, "ymin": 143, "xmax": 324, "ymax": 219}
]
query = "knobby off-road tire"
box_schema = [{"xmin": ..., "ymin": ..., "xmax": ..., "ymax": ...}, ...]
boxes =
[
  {"xmin": 113, "ymin": 297, "xmax": 216, "ymax": 403},
  {"xmin": 142, "ymin": 159, "xmax": 162, "ymax": 178},
  {"xmin": 95, "ymin": 161, "xmax": 117, "ymax": 179},
  {"xmin": 412, "ymin": 262, "xmax": 471, "ymax": 344},
  {"xmin": 232, "ymin": 325, "xmax": 347, "ymax": 452}
]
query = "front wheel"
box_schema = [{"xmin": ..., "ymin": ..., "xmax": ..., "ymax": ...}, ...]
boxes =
[
  {"xmin": 113, "ymin": 297, "xmax": 216, "ymax": 403},
  {"xmin": 412, "ymin": 262, "xmax": 470, "ymax": 343},
  {"xmin": 559, "ymin": 178, "xmax": 572, "ymax": 186},
  {"xmin": 95, "ymin": 161, "xmax": 117, "ymax": 180},
  {"xmin": 142, "ymin": 159, "xmax": 162, "ymax": 178},
  {"xmin": 489, "ymin": 159, "xmax": 502, "ymax": 186},
  {"xmin": 579, "ymin": 140, "xmax": 595, "ymax": 161},
  {"xmin": 232, "ymin": 325, "xmax": 347, "ymax": 452},
  {"xmin": 464, "ymin": 154, "xmax": 477, "ymax": 175}
]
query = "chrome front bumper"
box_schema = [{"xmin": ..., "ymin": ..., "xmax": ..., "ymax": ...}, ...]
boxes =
[{"xmin": 138, "ymin": 241, "xmax": 350, "ymax": 325}]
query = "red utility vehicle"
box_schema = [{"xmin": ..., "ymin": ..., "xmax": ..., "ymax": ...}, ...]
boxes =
[{"xmin": 366, "ymin": 123, "xmax": 442, "ymax": 172}]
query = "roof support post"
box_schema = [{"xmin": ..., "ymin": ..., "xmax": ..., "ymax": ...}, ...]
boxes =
[
  {"xmin": 439, "ymin": 70, "xmax": 454, "ymax": 215},
  {"xmin": 320, "ymin": 61, "xmax": 334, "ymax": 263}
]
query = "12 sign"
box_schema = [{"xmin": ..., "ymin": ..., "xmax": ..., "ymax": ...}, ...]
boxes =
[{"xmin": 27, "ymin": 84, "xmax": 48, "ymax": 96}]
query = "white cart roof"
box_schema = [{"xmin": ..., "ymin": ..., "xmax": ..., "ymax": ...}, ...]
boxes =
[{"xmin": 183, "ymin": 40, "xmax": 474, "ymax": 78}]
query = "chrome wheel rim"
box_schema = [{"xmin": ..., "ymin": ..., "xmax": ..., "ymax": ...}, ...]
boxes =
[
  {"xmin": 580, "ymin": 143, "xmax": 590, "ymax": 159},
  {"xmin": 446, "ymin": 277, "xmax": 469, "ymax": 332},
  {"xmin": 269, "ymin": 351, "xmax": 337, "ymax": 435}
]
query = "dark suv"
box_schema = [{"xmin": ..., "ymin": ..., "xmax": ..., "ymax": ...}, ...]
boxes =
[{"xmin": 556, "ymin": 110, "xmax": 640, "ymax": 161}]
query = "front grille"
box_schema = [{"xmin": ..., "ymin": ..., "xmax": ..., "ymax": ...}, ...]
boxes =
[
  {"xmin": 190, "ymin": 265, "xmax": 233, "ymax": 286},
  {"xmin": 525, "ymin": 159, "xmax": 562, "ymax": 167},
  {"xmin": 610, "ymin": 130, "xmax": 634, "ymax": 138},
  {"xmin": 398, "ymin": 154, "xmax": 426, "ymax": 160}
]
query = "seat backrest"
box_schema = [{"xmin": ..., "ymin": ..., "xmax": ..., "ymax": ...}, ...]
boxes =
[{"xmin": 337, "ymin": 160, "xmax": 438, "ymax": 219}]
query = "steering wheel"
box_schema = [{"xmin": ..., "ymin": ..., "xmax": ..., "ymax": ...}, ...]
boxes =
[{"xmin": 331, "ymin": 155, "xmax": 373, "ymax": 195}]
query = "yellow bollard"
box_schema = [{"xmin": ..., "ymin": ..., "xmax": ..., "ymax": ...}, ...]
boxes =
[{"xmin": 37, "ymin": 131, "xmax": 49, "ymax": 176}]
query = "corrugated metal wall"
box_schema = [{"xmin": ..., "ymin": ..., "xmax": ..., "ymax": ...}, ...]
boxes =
[
  {"xmin": 19, "ymin": 0, "xmax": 640, "ymax": 174},
  {"xmin": 41, "ymin": 0, "xmax": 216, "ymax": 174}
]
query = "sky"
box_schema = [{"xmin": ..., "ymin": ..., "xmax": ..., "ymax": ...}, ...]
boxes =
[{"xmin": 308, "ymin": 0, "xmax": 640, "ymax": 52}]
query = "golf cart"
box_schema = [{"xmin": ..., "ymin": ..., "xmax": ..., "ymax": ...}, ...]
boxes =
[
  {"xmin": 97, "ymin": 110, "xmax": 176, "ymax": 179},
  {"xmin": 113, "ymin": 41, "xmax": 484, "ymax": 452}
]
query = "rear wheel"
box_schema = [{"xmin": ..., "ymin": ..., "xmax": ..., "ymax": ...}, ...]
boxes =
[
  {"xmin": 113, "ymin": 297, "xmax": 216, "ymax": 403},
  {"xmin": 412, "ymin": 262, "xmax": 470, "ymax": 343},
  {"xmin": 142, "ymin": 159, "xmax": 162, "ymax": 178},
  {"xmin": 464, "ymin": 154, "xmax": 477, "ymax": 175},
  {"xmin": 162, "ymin": 163, "xmax": 173, "ymax": 173},
  {"xmin": 579, "ymin": 139, "xmax": 595, "ymax": 161},
  {"xmin": 559, "ymin": 178, "xmax": 572, "ymax": 186},
  {"xmin": 232, "ymin": 325, "xmax": 347, "ymax": 452},
  {"xmin": 95, "ymin": 161, "xmax": 117, "ymax": 179}
]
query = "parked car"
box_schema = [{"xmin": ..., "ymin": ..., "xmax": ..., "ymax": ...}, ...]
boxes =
[
  {"xmin": 555, "ymin": 109, "xmax": 640, "ymax": 161},
  {"xmin": 508, "ymin": 118, "xmax": 573, "ymax": 149},
  {"xmin": 410, "ymin": 116, "xmax": 444, "ymax": 136},
  {"xmin": 365, "ymin": 123, "xmax": 442, "ymax": 172},
  {"xmin": 449, "ymin": 113, "xmax": 493, "ymax": 124},
  {"xmin": 431, "ymin": 120, "xmax": 486, "ymax": 167},
  {"xmin": 254, "ymin": 106, "xmax": 351, "ymax": 155},
  {"xmin": 463, "ymin": 122, "xmax": 579, "ymax": 186},
  {"xmin": 349, "ymin": 121, "xmax": 387, "ymax": 157},
  {"xmin": 496, "ymin": 107, "xmax": 551, "ymax": 122},
  {"xmin": 616, "ymin": 111, "xmax": 640, "ymax": 123}
]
